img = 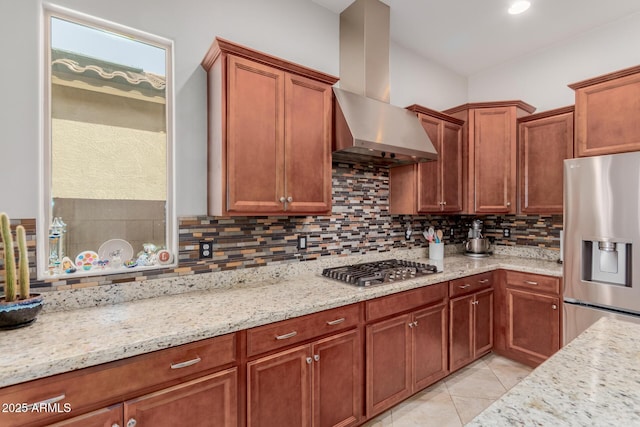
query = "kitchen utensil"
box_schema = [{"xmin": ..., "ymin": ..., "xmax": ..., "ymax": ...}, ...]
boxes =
[{"xmin": 427, "ymin": 227, "xmax": 435, "ymax": 241}]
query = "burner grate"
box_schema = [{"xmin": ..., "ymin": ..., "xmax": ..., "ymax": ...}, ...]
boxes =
[{"xmin": 322, "ymin": 259, "xmax": 439, "ymax": 287}]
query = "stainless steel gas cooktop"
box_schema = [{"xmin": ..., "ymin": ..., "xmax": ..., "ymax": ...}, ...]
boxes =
[{"xmin": 322, "ymin": 259, "xmax": 440, "ymax": 287}]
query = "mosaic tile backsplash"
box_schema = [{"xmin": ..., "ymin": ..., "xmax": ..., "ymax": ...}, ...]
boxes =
[{"xmin": 0, "ymin": 163, "xmax": 562, "ymax": 292}]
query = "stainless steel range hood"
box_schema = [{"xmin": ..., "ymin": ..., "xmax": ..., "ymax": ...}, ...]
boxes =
[{"xmin": 333, "ymin": 0, "xmax": 438, "ymax": 166}]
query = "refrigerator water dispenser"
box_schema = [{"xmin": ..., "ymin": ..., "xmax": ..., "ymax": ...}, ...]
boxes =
[{"xmin": 582, "ymin": 240, "xmax": 632, "ymax": 287}]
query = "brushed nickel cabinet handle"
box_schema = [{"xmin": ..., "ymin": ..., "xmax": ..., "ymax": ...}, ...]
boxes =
[
  {"xmin": 27, "ymin": 394, "xmax": 66, "ymax": 410},
  {"xmin": 525, "ymin": 281, "xmax": 539, "ymax": 285},
  {"xmin": 507, "ymin": 202, "xmax": 511, "ymax": 207},
  {"xmin": 413, "ymin": 321, "xmax": 419, "ymax": 327},
  {"xmin": 552, "ymin": 304, "xmax": 558, "ymax": 310},
  {"xmin": 127, "ymin": 418, "xmax": 137, "ymax": 427},
  {"xmin": 459, "ymin": 284, "xmax": 471, "ymax": 289},
  {"xmin": 478, "ymin": 279, "xmax": 489, "ymax": 284},
  {"xmin": 313, "ymin": 354, "xmax": 320, "ymax": 362},
  {"xmin": 442, "ymin": 201, "xmax": 447, "ymax": 205},
  {"xmin": 276, "ymin": 331, "xmax": 297, "ymax": 340},
  {"xmin": 170, "ymin": 356, "xmax": 201, "ymax": 369},
  {"xmin": 408, "ymin": 322, "xmax": 414, "ymax": 328},
  {"xmin": 112, "ymin": 424, "xmax": 121, "ymax": 427},
  {"xmin": 326, "ymin": 318, "xmax": 346, "ymax": 326},
  {"xmin": 279, "ymin": 196, "xmax": 286, "ymax": 203},
  {"xmin": 306, "ymin": 357, "xmax": 313, "ymax": 364},
  {"xmin": 287, "ymin": 196, "xmax": 293, "ymax": 203}
]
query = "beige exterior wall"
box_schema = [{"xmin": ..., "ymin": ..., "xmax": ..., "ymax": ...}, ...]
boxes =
[{"xmin": 52, "ymin": 118, "xmax": 166, "ymax": 200}]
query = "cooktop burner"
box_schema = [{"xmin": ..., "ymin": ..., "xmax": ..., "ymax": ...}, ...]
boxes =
[{"xmin": 322, "ymin": 259, "xmax": 440, "ymax": 287}]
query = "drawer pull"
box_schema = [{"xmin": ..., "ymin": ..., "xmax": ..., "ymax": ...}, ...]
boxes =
[
  {"xmin": 276, "ymin": 331, "xmax": 297, "ymax": 340},
  {"xmin": 459, "ymin": 284, "xmax": 471, "ymax": 289},
  {"xmin": 326, "ymin": 317, "xmax": 346, "ymax": 326},
  {"xmin": 478, "ymin": 279, "xmax": 489, "ymax": 284},
  {"xmin": 170, "ymin": 357, "xmax": 202, "ymax": 369},
  {"xmin": 27, "ymin": 394, "xmax": 66, "ymax": 410},
  {"xmin": 524, "ymin": 280, "xmax": 539, "ymax": 285}
]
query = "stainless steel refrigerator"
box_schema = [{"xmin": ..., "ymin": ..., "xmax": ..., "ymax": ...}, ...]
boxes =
[{"xmin": 564, "ymin": 151, "xmax": 640, "ymax": 345}]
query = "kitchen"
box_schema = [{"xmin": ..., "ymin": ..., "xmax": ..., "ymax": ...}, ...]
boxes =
[{"xmin": 2, "ymin": 0, "xmax": 640, "ymax": 426}]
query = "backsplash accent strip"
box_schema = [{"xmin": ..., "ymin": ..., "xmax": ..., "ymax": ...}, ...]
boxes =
[{"xmin": 0, "ymin": 163, "xmax": 562, "ymax": 293}]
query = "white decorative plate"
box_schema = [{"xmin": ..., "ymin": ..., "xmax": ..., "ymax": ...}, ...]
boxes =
[{"xmin": 98, "ymin": 239, "xmax": 134, "ymax": 263}]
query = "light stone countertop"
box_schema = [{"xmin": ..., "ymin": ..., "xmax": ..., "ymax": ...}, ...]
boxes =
[
  {"xmin": 0, "ymin": 252, "xmax": 562, "ymax": 389},
  {"xmin": 468, "ymin": 317, "xmax": 640, "ymax": 426}
]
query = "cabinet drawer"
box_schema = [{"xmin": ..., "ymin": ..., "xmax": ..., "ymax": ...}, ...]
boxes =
[
  {"xmin": 246, "ymin": 304, "xmax": 361, "ymax": 357},
  {"xmin": 0, "ymin": 333, "xmax": 236, "ymax": 427},
  {"xmin": 365, "ymin": 282, "xmax": 448, "ymax": 322},
  {"xmin": 449, "ymin": 272, "xmax": 493, "ymax": 298},
  {"xmin": 505, "ymin": 270, "xmax": 560, "ymax": 294}
]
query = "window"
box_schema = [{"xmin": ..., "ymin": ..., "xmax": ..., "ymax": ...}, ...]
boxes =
[{"xmin": 39, "ymin": 4, "xmax": 176, "ymax": 279}]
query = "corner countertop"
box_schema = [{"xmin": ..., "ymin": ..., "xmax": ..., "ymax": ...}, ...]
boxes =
[
  {"xmin": 0, "ymin": 253, "xmax": 561, "ymax": 389},
  {"xmin": 468, "ymin": 316, "xmax": 640, "ymax": 426}
]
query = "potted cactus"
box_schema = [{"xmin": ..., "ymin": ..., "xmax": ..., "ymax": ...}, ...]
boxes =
[{"xmin": 0, "ymin": 212, "xmax": 43, "ymax": 329}]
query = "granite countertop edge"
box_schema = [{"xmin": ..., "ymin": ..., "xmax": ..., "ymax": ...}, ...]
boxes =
[{"xmin": 0, "ymin": 254, "xmax": 562, "ymax": 389}]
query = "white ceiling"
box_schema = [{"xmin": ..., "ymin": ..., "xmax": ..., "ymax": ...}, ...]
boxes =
[{"xmin": 312, "ymin": 0, "xmax": 640, "ymax": 76}]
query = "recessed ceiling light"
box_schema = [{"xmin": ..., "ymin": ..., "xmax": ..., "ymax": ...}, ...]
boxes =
[{"xmin": 508, "ymin": 0, "xmax": 531, "ymax": 15}]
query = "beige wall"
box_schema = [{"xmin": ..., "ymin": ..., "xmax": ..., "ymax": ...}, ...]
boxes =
[{"xmin": 51, "ymin": 83, "xmax": 167, "ymax": 201}]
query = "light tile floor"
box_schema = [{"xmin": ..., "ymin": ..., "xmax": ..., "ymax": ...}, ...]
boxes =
[{"xmin": 363, "ymin": 353, "xmax": 533, "ymax": 427}]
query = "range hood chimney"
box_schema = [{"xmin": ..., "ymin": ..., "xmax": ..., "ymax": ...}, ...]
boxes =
[{"xmin": 333, "ymin": 0, "xmax": 438, "ymax": 166}]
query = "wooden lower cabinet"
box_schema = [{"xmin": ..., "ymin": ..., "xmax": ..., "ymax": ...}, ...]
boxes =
[
  {"xmin": 449, "ymin": 288, "xmax": 493, "ymax": 372},
  {"xmin": 494, "ymin": 270, "xmax": 562, "ymax": 367},
  {"xmin": 47, "ymin": 369, "xmax": 237, "ymax": 427},
  {"xmin": 124, "ymin": 368, "xmax": 237, "ymax": 427},
  {"xmin": 505, "ymin": 289, "xmax": 560, "ymax": 365},
  {"xmin": 366, "ymin": 302, "xmax": 448, "ymax": 418},
  {"xmin": 247, "ymin": 329, "xmax": 362, "ymax": 427},
  {"xmin": 47, "ymin": 404, "xmax": 122, "ymax": 427}
]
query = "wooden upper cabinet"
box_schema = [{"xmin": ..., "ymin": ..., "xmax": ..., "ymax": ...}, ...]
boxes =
[
  {"xmin": 389, "ymin": 105, "xmax": 464, "ymax": 214},
  {"xmin": 517, "ymin": 106, "xmax": 574, "ymax": 214},
  {"xmin": 202, "ymin": 38, "xmax": 338, "ymax": 216},
  {"xmin": 444, "ymin": 101, "xmax": 535, "ymax": 214},
  {"xmin": 569, "ymin": 65, "xmax": 640, "ymax": 157}
]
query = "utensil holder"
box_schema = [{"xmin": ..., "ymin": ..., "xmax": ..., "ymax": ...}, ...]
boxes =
[{"xmin": 429, "ymin": 242, "xmax": 444, "ymax": 260}]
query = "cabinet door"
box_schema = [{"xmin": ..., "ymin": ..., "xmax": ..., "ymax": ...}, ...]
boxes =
[
  {"xmin": 519, "ymin": 111, "xmax": 573, "ymax": 214},
  {"xmin": 449, "ymin": 295, "xmax": 474, "ymax": 372},
  {"xmin": 416, "ymin": 115, "xmax": 442, "ymax": 213},
  {"xmin": 473, "ymin": 107, "xmax": 516, "ymax": 213},
  {"xmin": 123, "ymin": 368, "xmax": 237, "ymax": 427},
  {"xmin": 574, "ymin": 71, "xmax": 640, "ymax": 157},
  {"xmin": 47, "ymin": 404, "xmax": 122, "ymax": 427},
  {"xmin": 441, "ymin": 121, "xmax": 463, "ymax": 213},
  {"xmin": 507, "ymin": 288, "xmax": 560, "ymax": 364},
  {"xmin": 474, "ymin": 288, "xmax": 494, "ymax": 357},
  {"xmin": 247, "ymin": 346, "xmax": 311, "ymax": 427},
  {"xmin": 366, "ymin": 314, "xmax": 412, "ymax": 417},
  {"xmin": 312, "ymin": 329, "xmax": 362, "ymax": 427},
  {"xmin": 227, "ymin": 55, "xmax": 285, "ymax": 213},
  {"xmin": 412, "ymin": 303, "xmax": 448, "ymax": 391},
  {"xmin": 284, "ymin": 73, "xmax": 332, "ymax": 213}
]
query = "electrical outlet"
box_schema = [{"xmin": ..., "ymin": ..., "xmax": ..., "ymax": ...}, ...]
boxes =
[
  {"xmin": 503, "ymin": 228, "xmax": 511, "ymax": 238},
  {"xmin": 199, "ymin": 241, "xmax": 213, "ymax": 259},
  {"xmin": 297, "ymin": 235, "xmax": 307, "ymax": 250}
]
